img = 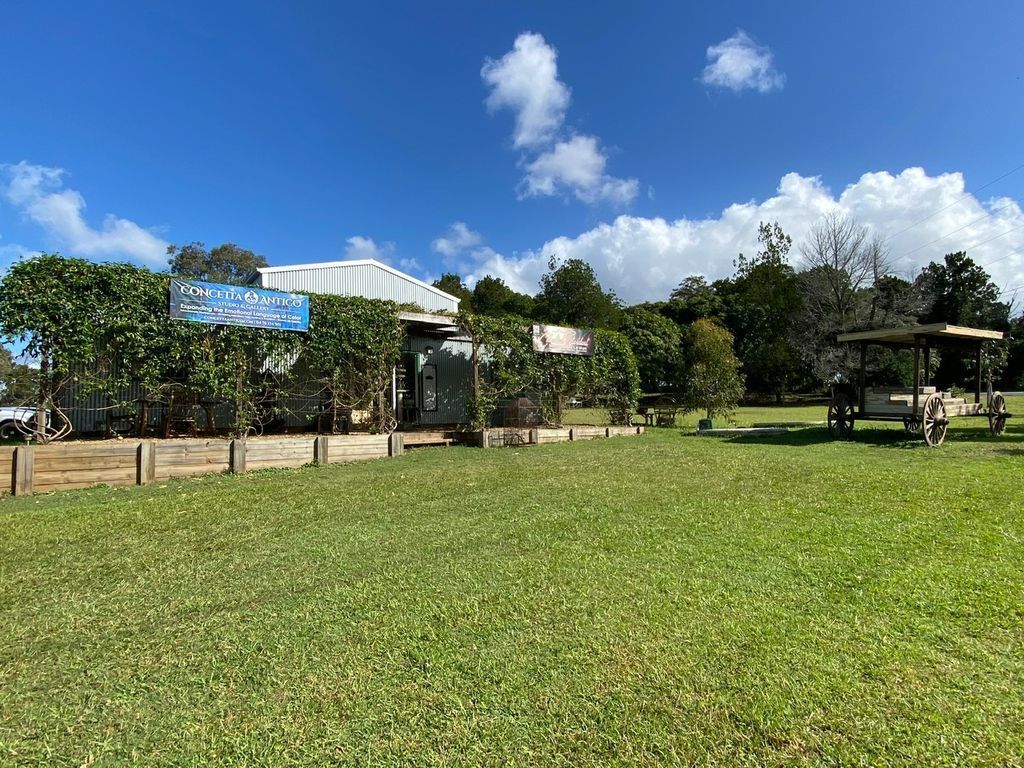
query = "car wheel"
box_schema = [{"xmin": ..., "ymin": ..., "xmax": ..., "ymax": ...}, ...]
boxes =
[{"xmin": 0, "ymin": 421, "xmax": 18, "ymax": 440}]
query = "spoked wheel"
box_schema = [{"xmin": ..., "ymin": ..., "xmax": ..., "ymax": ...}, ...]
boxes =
[
  {"xmin": 902, "ymin": 416, "xmax": 921, "ymax": 434},
  {"xmin": 988, "ymin": 391, "xmax": 1008, "ymax": 436},
  {"xmin": 922, "ymin": 393, "xmax": 948, "ymax": 447},
  {"xmin": 828, "ymin": 391, "xmax": 855, "ymax": 439}
]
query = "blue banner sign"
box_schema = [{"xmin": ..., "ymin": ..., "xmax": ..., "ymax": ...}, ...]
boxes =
[{"xmin": 169, "ymin": 279, "xmax": 309, "ymax": 332}]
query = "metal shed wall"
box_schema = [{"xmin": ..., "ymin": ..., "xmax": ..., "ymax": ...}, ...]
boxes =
[
  {"xmin": 256, "ymin": 260, "xmax": 459, "ymax": 313},
  {"xmin": 405, "ymin": 335, "xmax": 473, "ymax": 425}
]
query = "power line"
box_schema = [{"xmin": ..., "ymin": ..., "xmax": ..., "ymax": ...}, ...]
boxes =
[
  {"xmin": 980, "ymin": 247, "xmax": 1023, "ymax": 270},
  {"xmin": 883, "ymin": 160, "xmax": 1024, "ymax": 244},
  {"xmin": 899, "ymin": 199, "xmax": 1020, "ymax": 258},
  {"xmin": 997, "ymin": 282, "xmax": 1024, "ymax": 297},
  {"xmin": 889, "ymin": 223, "xmax": 1024, "ymax": 271}
]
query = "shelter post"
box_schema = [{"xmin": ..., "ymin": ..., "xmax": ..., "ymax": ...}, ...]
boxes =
[
  {"xmin": 858, "ymin": 341, "xmax": 867, "ymax": 414},
  {"xmin": 924, "ymin": 346, "xmax": 931, "ymax": 384},
  {"xmin": 912, "ymin": 338, "xmax": 921, "ymax": 415},
  {"xmin": 974, "ymin": 342, "xmax": 983, "ymax": 404}
]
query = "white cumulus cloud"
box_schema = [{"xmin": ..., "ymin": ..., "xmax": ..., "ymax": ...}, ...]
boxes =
[
  {"xmin": 431, "ymin": 222, "xmax": 483, "ymax": 259},
  {"xmin": 701, "ymin": 30, "xmax": 785, "ymax": 93},
  {"xmin": 481, "ymin": 32, "xmax": 571, "ymax": 149},
  {"xmin": 465, "ymin": 167, "xmax": 1024, "ymax": 308},
  {"xmin": 521, "ymin": 135, "xmax": 638, "ymax": 205},
  {"xmin": 0, "ymin": 161, "xmax": 169, "ymax": 265},
  {"xmin": 482, "ymin": 32, "xmax": 637, "ymax": 207},
  {"xmin": 345, "ymin": 234, "xmax": 421, "ymax": 274}
]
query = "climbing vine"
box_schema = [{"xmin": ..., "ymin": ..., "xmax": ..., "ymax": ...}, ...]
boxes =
[
  {"xmin": 0, "ymin": 255, "xmax": 402, "ymax": 439},
  {"xmin": 459, "ymin": 312, "xmax": 640, "ymax": 428}
]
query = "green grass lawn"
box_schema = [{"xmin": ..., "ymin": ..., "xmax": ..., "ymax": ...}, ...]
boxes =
[
  {"xmin": 566, "ymin": 395, "xmax": 1022, "ymax": 431},
  {"xmin": 565, "ymin": 401, "xmax": 830, "ymax": 429},
  {"xmin": 2, "ymin": 403, "xmax": 1023, "ymax": 766}
]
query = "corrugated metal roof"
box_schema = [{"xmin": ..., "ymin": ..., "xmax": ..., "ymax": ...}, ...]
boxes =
[{"xmin": 254, "ymin": 259, "xmax": 460, "ymax": 313}]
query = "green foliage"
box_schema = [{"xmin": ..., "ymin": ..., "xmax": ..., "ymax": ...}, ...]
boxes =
[
  {"xmin": 666, "ymin": 276, "xmax": 726, "ymax": 326},
  {"xmin": 0, "ymin": 347, "xmax": 37, "ymax": 403},
  {"xmin": 535, "ymin": 256, "xmax": 621, "ymax": 329},
  {"xmin": 471, "ymin": 275, "xmax": 535, "ymax": 317},
  {"xmin": 620, "ymin": 306, "xmax": 682, "ymax": 392},
  {"xmin": 914, "ymin": 252, "xmax": 1012, "ymax": 390},
  {"xmin": 302, "ymin": 294, "xmax": 403, "ymax": 432},
  {"xmin": 916, "ymin": 252, "xmax": 1011, "ymax": 330},
  {"xmin": 167, "ymin": 242, "xmax": 268, "ymax": 284},
  {"xmin": 0, "ymin": 255, "xmax": 402, "ymax": 438},
  {"xmin": 588, "ymin": 329, "xmax": 641, "ymax": 423},
  {"xmin": 458, "ymin": 313, "xmax": 537, "ymax": 430},
  {"xmin": 720, "ymin": 222, "xmax": 803, "ymax": 400},
  {"xmin": 460, "ymin": 313, "xmax": 639, "ymax": 428},
  {"xmin": 682, "ymin": 318, "xmax": 745, "ymax": 420},
  {"xmin": 432, "ymin": 273, "xmax": 473, "ymax": 306}
]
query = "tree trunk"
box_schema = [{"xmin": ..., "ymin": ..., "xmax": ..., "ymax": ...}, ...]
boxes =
[{"xmin": 36, "ymin": 342, "xmax": 50, "ymax": 444}]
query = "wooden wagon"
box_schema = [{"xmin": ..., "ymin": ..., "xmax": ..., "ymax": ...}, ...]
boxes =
[{"xmin": 827, "ymin": 323, "xmax": 1011, "ymax": 446}]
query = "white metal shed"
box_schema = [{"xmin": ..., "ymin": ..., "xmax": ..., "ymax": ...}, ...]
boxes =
[{"xmin": 252, "ymin": 258, "xmax": 460, "ymax": 313}]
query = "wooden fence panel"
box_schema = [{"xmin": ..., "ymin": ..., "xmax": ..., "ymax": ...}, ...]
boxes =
[
  {"xmin": 33, "ymin": 443, "xmax": 139, "ymax": 493},
  {"xmin": 571, "ymin": 427, "xmax": 606, "ymax": 441},
  {"xmin": 535, "ymin": 428, "xmax": 572, "ymax": 444},
  {"xmin": 155, "ymin": 440, "xmax": 231, "ymax": 480},
  {"xmin": 245, "ymin": 437, "xmax": 316, "ymax": 470},
  {"xmin": 0, "ymin": 445, "xmax": 14, "ymax": 496},
  {"xmin": 327, "ymin": 435, "xmax": 390, "ymax": 463}
]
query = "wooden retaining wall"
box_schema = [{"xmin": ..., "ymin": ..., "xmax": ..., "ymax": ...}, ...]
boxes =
[
  {"xmin": 1, "ymin": 445, "xmax": 15, "ymax": 497},
  {"xmin": 5, "ymin": 433, "xmax": 399, "ymax": 497},
  {"xmin": 4, "ymin": 426, "xmax": 644, "ymax": 497},
  {"xmin": 482, "ymin": 424, "xmax": 644, "ymax": 447}
]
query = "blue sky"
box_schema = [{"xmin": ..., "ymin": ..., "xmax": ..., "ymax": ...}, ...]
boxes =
[{"xmin": 2, "ymin": 1, "xmax": 1023, "ymax": 305}]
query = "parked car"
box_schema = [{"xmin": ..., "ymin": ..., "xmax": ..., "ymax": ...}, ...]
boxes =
[{"xmin": 0, "ymin": 407, "xmax": 47, "ymax": 440}]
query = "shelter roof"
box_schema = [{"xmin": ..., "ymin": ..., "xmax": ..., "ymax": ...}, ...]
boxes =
[{"xmin": 837, "ymin": 323, "xmax": 1004, "ymax": 345}]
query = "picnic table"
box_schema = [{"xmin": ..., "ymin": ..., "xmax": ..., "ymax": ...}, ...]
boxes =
[{"xmin": 636, "ymin": 394, "xmax": 681, "ymax": 427}]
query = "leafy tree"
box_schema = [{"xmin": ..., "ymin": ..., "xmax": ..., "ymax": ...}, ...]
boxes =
[
  {"xmin": 432, "ymin": 273, "xmax": 473, "ymax": 307},
  {"xmin": 665, "ymin": 275, "xmax": 726, "ymax": 326},
  {"xmin": 682, "ymin": 318, "xmax": 745, "ymax": 421},
  {"xmin": 471, "ymin": 275, "xmax": 534, "ymax": 317},
  {"xmin": 1006, "ymin": 315, "xmax": 1024, "ymax": 389},
  {"xmin": 914, "ymin": 251, "xmax": 1011, "ymax": 389},
  {"xmin": 459, "ymin": 314, "xmax": 639, "ymax": 429},
  {"xmin": 458, "ymin": 312, "xmax": 538, "ymax": 430},
  {"xmin": 794, "ymin": 213, "xmax": 890, "ymax": 383},
  {"xmin": 167, "ymin": 242, "xmax": 268, "ymax": 284},
  {"xmin": 535, "ymin": 256, "xmax": 621, "ymax": 329},
  {"xmin": 0, "ymin": 347, "xmax": 37, "ymax": 403},
  {"xmin": 725, "ymin": 222, "xmax": 803, "ymax": 401},
  {"xmin": 620, "ymin": 306, "xmax": 682, "ymax": 392},
  {"xmin": 916, "ymin": 252, "xmax": 1010, "ymax": 329}
]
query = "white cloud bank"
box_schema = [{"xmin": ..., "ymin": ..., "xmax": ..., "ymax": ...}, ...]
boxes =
[
  {"xmin": 0, "ymin": 161, "xmax": 169, "ymax": 265},
  {"xmin": 482, "ymin": 32, "xmax": 638, "ymax": 206},
  {"xmin": 701, "ymin": 30, "xmax": 785, "ymax": 93},
  {"xmin": 464, "ymin": 167, "xmax": 1024, "ymax": 307}
]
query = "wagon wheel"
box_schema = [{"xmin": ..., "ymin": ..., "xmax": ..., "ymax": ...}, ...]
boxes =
[
  {"xmin": 922, "ymin": 393, "xmax": 948, "ymax": 447},
  {"xmin": 827, "ymin": 391, "xmax": 855, "ymax": 439},
  {"xmin": 902, "ymin": 416, "xmax": 921, "ymax": 434},
  {"xmin": 988, "ymin": 392, "xmax": 1008, "ymax": 436}
]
